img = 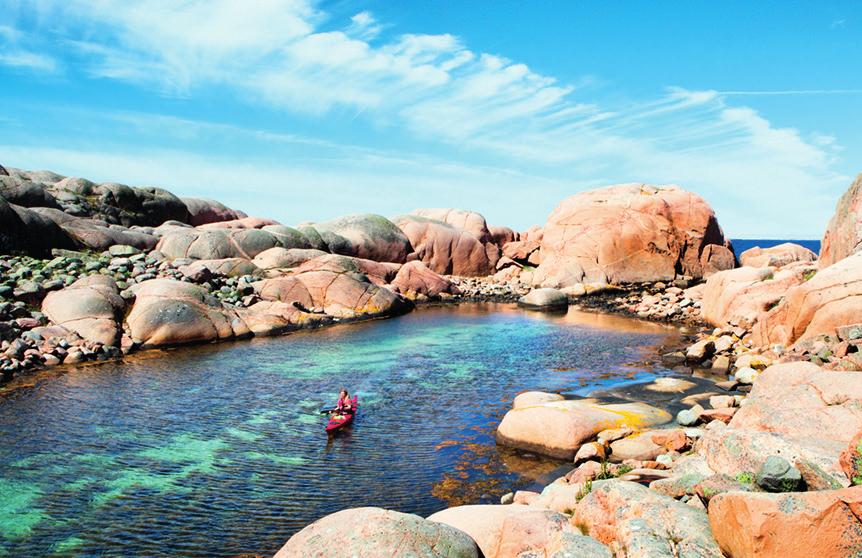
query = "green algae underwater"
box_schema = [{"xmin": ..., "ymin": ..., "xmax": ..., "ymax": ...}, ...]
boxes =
[{"xmin": 0, "ymin": 303, "xmax": 678, "ymax": 557}]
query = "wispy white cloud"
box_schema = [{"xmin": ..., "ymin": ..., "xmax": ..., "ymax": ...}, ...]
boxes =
[
  {"xmin": 2, "ymin": 0, "xmax": 853, "ymax": 237},
  {"xmin": 0, "ymin": 23, "xmax": 58, "ymax": 72},
  {"xmin": 720, "ymin": 89, "xmax": 862, "ymax": 96}
]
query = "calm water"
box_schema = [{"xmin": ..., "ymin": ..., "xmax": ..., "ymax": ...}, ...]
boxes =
[{"xmin": 0, "ymin": 304, "xmax": 679, "ymax": 557}]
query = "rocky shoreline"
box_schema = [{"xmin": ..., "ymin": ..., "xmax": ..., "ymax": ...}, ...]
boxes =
[{"xmin": 4, "ymin": 165, "xmax": 862, "ymax": 557}]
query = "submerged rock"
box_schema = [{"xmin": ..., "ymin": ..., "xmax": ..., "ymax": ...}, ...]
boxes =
[
  {"xmin": 274, "ymin": 507, "xmax": 481, "ymax": 558},
  {"xmin": 517, "ymin": 288, "xmax": 568, "ymax": 310}
]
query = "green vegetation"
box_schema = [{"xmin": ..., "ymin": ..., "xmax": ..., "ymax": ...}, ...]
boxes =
[
  {"xmin": 803, "ymin": 269, "xmax": 817, "ymax": 282},
  {"xmin": 735, "ymin": 471, "xmax": 755, "ymax": 485},
  {"xmin": 575, "ymin": 478, "xmax": 593, "ymax": 502}
]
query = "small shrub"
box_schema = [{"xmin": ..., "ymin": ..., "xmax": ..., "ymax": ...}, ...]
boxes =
[
  {"xmin": 575, "ymin": 478, "xmax": 593, "ymax": 502},
  {"xmin": 735, "ymin": 471, "xmax": 755, "ymax": 485},
  {"xmin": 803, "ymin": 270, "xmax": 817, "ymax": 282}
]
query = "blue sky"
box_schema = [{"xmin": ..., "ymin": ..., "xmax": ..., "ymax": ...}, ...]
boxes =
[{"xmin": 0, "ymin": 1, "xmax": 859, "ymax": 238}]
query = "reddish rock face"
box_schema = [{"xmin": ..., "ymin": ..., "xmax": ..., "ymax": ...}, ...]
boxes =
[
  {"xmin": 390, "ymin": 260, "xmax": 460, "ymax": 298},
  {"xmin": 410, "ymin": 208, "xmax": 494, "ymax": 244},
  {"xmin": 181, "ymin": 197, "xmax": 247, "ymax": 226},
  {"xmin": 820, "ymin": 173, "xmax": 862, "ymax": 268},
  {"xmin": 254, "ymin": 256, "xmax": 411, "ymax": 320},
  {"xmin": 840, "ymin": 431, "xmax": 862, "ymax": 485},
  {"xmin": 708, "ymin": 487, "xmax": 862, "ymax": 558},
  {"xmin": 197, "ymin": 216, "xmax": 279, "ymax": 229},
  {"xmin": 126, "ymin": 279, "xmax": 250, "ymax": 348},
  {"xmin": 753, "ymin": 251, "xmax": 862, "ymax": 347},
  {"xmin": 427, "ymin": 504, "xmax": 609, "ymax": 558},
  {"xmin": 573, "ymin": 479, "xmax": 723, "ymax": 558},
  {"xmin": 252, "ymin": 247, "xmax": 326, "ymax": 270},
  {"xmin": 489, "ymin": 225, "xmax": 518, "ymax": 246},
  {"xmin": 41, "ymin": 275, "xmax": 125, "ymax": 346},
  {"xmin": 701, "ymin": 264, "xmax": 815, "ymax": 328},
  {"xmin": 532, "ymin": 184, "xmax": 733, "ymax": 288},
  {"xmin": 698, "ymin": 362, "xmax": 860, "ymax": 487},
  {"xmin": 393, "ymin": 215, "xmax": 494, "ymax": 276},
  {"xmin": 275, "ymin": 507, "xmax": 481, "ymax": 558},
  {"xmin": 156, "ymin": 228, "xmax": 282, "ymax": 260},
  {"xmin": 739, "ymin": 242, "xmax": 817, "ymax": 268}
]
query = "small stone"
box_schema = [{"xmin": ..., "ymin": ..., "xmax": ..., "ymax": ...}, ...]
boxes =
[
  {"xmin": 574, "ymin": 441, "xmax": 605, "ymax": 463},
  {"xmin": 756, "ymin": 455, "xmax": 803, "ymax": 492},
  {"xmin": 677, "ymin": 404, "xmax": 704, "ymax": 426},
  {"xmin": 711, "ymin": 355, "xmax": 731, "ymax": 375},
  {"xmin": 499, "ymin": 492, "xmax": 514, "ymax": 505},
  {"xmin": 734, "ymin": 367, "xmax": 759, "ymax": 384},
  {"xmin": 699, "ymin": 407, "xmax": 737, "ymax": 424},
  {"xmin": 709, "ymin": 395, "xmax": 736, "ymax": 409},
  {"xmin": 686, "ymin": 339, "xmax": 715, "ymax": 362}
]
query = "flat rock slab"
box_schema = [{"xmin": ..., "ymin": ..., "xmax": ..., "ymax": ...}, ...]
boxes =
[{"xmin": 496, "ymin": 395, "xmax": 671, "ymax": 460}]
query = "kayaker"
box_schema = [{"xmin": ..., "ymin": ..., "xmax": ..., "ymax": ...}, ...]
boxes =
[{"xmin": 335, "ymin": 389, "xmax": 354, "ymax": 413}]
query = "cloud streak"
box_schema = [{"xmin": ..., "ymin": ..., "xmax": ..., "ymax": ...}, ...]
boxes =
[{"xmin": 1, "ymin": 0, "xmax": 853, "ymax": 238}]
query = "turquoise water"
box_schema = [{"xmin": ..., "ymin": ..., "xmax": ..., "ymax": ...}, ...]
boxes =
[{"xmin": 0, "ymin": 304, "xmax": 677, "ymax": 557}]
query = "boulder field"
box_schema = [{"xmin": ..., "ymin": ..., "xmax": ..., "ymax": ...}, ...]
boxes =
[{"xmin": 9, "ymin": 166, "xmax": 862, "ymax": 556}]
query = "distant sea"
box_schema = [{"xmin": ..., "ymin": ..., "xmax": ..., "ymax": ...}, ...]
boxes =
[{"xmin": 731, "ymin": 238, "xmax": 821, "ymax": 256}]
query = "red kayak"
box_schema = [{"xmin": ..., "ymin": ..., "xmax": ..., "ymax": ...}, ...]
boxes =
[{"xmin": 325, "ymin": 396, "xmax": 358, "ymax": 434}]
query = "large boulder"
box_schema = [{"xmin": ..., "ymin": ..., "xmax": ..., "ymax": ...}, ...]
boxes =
[
  {"xmin": 701, "ymin": 263, "xmax": 816, "ymax": 328},
  {"xmin": 126, "ymin": 279, "xmax": 250, "ymax": 347},
  {"xmin": 390, "ymin": 261, "xmax": 461, "ymax": 299},
  {"xmin": 820, "ymin": 172, "xmax": 862, "ymax": 268},
  {"xmin": 295, "ymin": 254, "xmax": 401, "ymax": 286},
  {"xmin": 495, "ymin": 394, "xmax": 671, "ymax": 459},
  {"xmin": 489, "ymin": 225, "xmax": 518, "ymax": 246},
  {"xmin": 30, "ymin": 208, "xmax": 158, "ymax": 251},
  {"xmin": 739, "ymin": 242, "xmax": 817, "ymax": 268},
  {"xmin": 0, "ymin": 175, "xmax": 60, "ymax": 208},
  {"xmin": 708, "ymin": 487, "xmax": 862, "ymax": 558},
  {"xmin": 261, "ymin": 225, "xmax": 314, "ymax": 250},
  {"xmin": 252, "ymin": 247, "xmax": 327, "ymax": 270},
  {"xmin": 393, "ymin": 215, "xmax": 494, "ymax": 276},
  {"xmin": 156, "ymin": 228, "xmax": 281, "ymax": 260},
  {"xmin": 411, "ymin": 208, "xmax": 494, "ymax": 244},
  {"xmin": 255, "ymin": 259, "xmax": 411, "ymax": 320},
  {"xmin": 41, "ymin": 275, "xmax": 125, "ymax": 346},
  {"xmin": 274, "ymin": 507, "xmax": 481, "ymax": 558},
  {"xmin": 0, "ymin": 197, "xmax": 76, "ymax": 256},
  {"xmin": 303, "ymin": 214, "xmax": 412, "ymax": 263},
  {"xmin": 532, "ymin": 184, "xmax": 733, "ymax": 288},
  {"xmin": 181, "ymin": 197, "xmax": 246, "ymax": 226},
  {"xmin": 753, "ymin": 251, "xmax": 862, "ymax": 347},
  {"xmin": 573, "ymin": 480, "xmax": 723, "ymax": 558},
  {"xmin": 237, "ymin": 300, "xmax": 331, "ymax": 337},
  {"xmin": 427, "ymin": 504, "xmax": 610, "ymax": 558},
  {"xmin": 698, "ymin": 362, "xmax": 860, "ymax": 487},
  {"xmin": 410, "ymin": 208, "xmax": 501, "ymax": 268},
  {"xmin": 89, "ymin": 182, "xmax": 190, "ymax": 226}
]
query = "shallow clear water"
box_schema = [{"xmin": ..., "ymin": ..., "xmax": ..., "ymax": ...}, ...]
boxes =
[{"xmin": 0, "ymin": 303, "xmax": 678, "ymax": 557}]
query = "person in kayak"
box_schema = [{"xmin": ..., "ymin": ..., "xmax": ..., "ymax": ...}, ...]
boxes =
[{"xmin": 334, "ymin": 389, "xmax": 354, "ymax": 413}]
